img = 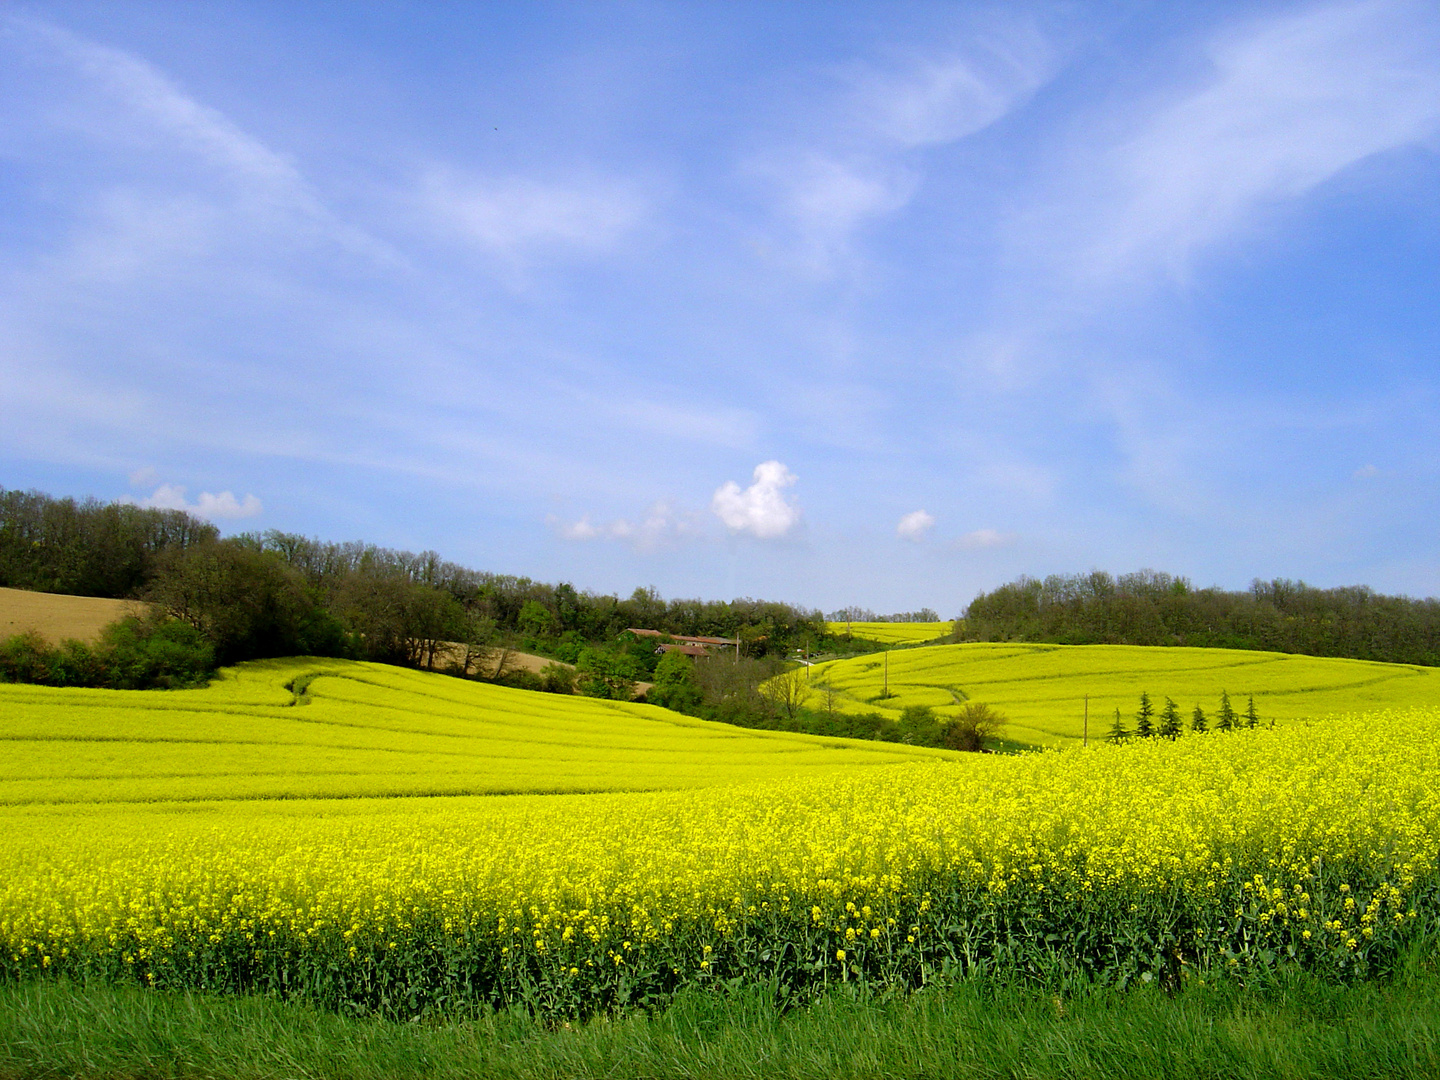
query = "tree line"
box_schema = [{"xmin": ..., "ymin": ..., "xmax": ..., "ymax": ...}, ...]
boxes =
[
  {"xmin": 0, "ymin": 487, "xmax": 832, "ymax": 689},
  {"xmin": 960, "ymin": 569, "xmax": 1440, "ymax": 667},
  {"xmin": 0, "ymin": 488, "xmax": 217, "ymax": 597},
  {"xmin": 825, "ymin": 607, "xmax": 941, "ymax": 622}
]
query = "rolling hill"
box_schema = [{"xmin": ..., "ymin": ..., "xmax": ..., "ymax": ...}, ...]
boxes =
[
  {"xmin": 808, "ymin": 641, "xmax": 1440, "ymax": 746},
  {"xmin": 0, "ymin": 656, "xmax": 956, "ymax": 805}
]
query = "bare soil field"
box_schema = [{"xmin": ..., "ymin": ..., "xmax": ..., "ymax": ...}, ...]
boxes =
[{"xmin": 0, "ymin": 587, "xmax": 147, "ymax": 645}]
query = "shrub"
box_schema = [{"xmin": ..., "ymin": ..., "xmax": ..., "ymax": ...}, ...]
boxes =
[
  {"xmin": 941, "ymin": 701, "xmax": 1007, "ymax": 751},
  {"xmin": 0, "ymin": 617, "xmax": 214, "ymax": 691},
  {"xmin": 538, "ymin": 663, "xmax": 576, "ymax": 695}
]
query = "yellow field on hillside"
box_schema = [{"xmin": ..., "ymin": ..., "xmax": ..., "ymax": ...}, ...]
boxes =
[
  {"xmin": 825, "ymin": 621, "xmax": 953, "ymax": 645},
  {"xmin": 6, "ymin": 705, "xmax": 1439, "ymax": 1013},
  {"xmin": 0, "ymin": 587, "xmax": 146, "ymax": 644},
  {"xmin": 808, "ymin": 642, "xmax": 1440, "ymax": 746},
  {"xmin": 0, "ymin": 656, "xmax": 954, "ymax": 805}
]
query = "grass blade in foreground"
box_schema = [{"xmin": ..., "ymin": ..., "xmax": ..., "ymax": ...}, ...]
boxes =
[{"xmin": 4, "ymin": 967, "xmax": 1440, "ymax": 1080}]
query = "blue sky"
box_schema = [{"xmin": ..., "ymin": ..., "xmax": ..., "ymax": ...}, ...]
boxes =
[{"xmin": 3, "ymin": 1, "xmax": 1439, "ymax": 614}]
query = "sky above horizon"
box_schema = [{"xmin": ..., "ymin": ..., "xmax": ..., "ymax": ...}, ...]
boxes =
[{"xmin": 3, "ymin": 1, "xmax": 1439, "ymax": 615}]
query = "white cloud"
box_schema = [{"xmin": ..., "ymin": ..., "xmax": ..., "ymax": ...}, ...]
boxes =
[
  {"xmin": 127, "ymin": 465, "xmax": 157, "ymax": 487},
  {"xmin": 711, "ymin": 460, "xmax": 801, "ymax": 539},
  {"xmin": 549, "ymin": 502, "xmax": 699, "ymax": 553},
  {"xmin": 1354, "ymin": 463, "xmax": 1380, "ymax": 478},
  {"xmin": 896, "ymin": 509, "xmax": 936, "ymax": 541},
  {"xmin": 122, "ymin": 483, "xmax": 262, "ymax": 520},
  {"xmin": 958, "ymin": 528, "xmax": 1015, "ymax": 550}
]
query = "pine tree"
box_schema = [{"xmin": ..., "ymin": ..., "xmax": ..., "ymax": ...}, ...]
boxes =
[
  {"xmin": 1216, "ymin": 690, "xmax": 1236, "ymax": 731},
  {"xmin": 1245, "ymin": 695, "xmax": 1260, "ymax": 729},
  {"xmin": 1159, "ymin": 696, "xmax": 1182, "ymax": 740},
  {"xmin": 1191, "ymin": 703, "xmax": 1207, "ymax": 733},
  {"xmin": 1135, "ymin": 692, "xmax": 1155, "ymax": 738},
  {"xmin": 1107, "ymin": 706, "xmax": 1128, "ymax": 744}
]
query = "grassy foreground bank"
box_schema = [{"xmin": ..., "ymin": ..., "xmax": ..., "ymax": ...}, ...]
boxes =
[{"xmin": 4, "ymin": 962, "xmax": 1440, "ymax": 1080}]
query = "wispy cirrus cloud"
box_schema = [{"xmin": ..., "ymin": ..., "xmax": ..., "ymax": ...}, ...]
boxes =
[
  {"xmin": 750, "ymin": 16, "xmax": 1055, "ymax": 273},
  {"xmin": 9, "ymin": 14, "xmax": 308, "ymax": 198},
  {"xmin": 1047, "ymin": 0, "xmax": 1440, "ymax": 294},
  {"xmin": 1000, "ymin": 0, "xmax": 1440, "ymax": 316},
  {"xmin": 968, "ymin": 0, "xmax": 1440, "ymax": 514},
  {"xmin": 423, "ymin": 170, "xmax": 648, "ymax": 263}
]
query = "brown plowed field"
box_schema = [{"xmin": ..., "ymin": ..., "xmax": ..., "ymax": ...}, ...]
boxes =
[{"xmin": 0, "ymin": 587, "xmax": 148, "ymax": 644}]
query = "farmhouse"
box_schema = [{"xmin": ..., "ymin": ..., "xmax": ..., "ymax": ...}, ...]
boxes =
[{"xmin": 625, "ymin": 627, "xmax": 739, "ymax": 658}]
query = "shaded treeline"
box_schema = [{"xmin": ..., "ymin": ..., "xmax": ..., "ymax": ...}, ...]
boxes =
[
  {"xmin": 231, "ymin": 530, "xmax": 824, "ymax": 656},
  {"xmin": 960, "ymin": 569, "xmax": 1440, "ymax": 666},
  {"xmin": 825, "ymin": 606, "xmax": 940, "ymax": 622},
  {"xmin": 646, "ymin": 651, "xmax": 1006, "ymax": 751},
  {"xmin": 0, "ymin": 488, "xmax": 826, "ymax": 687},
  {"xmin": 0, "ymin": 488, "xmax": 217, "ymax": 597}
]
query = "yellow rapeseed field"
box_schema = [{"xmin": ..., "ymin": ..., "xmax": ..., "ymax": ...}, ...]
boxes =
[
  {"xmin": 0, "ymin": 657, "xmax": 953, "ymax": 805},
  {"xmin": 825, "ymin": 621, "xmax": 953, "ymax": 645},
  {"xmin": 4, "ymin": 697, "xmax": 1438, "ymax": 1016},
  {"xmin": 808, "ymin": 642, "xmax": 1440, "ymax": 745}
]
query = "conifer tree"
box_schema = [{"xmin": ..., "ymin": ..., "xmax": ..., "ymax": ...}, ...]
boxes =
[
  {"xmin": 1245, "ymin": 695, "xmax": 1260, "ymax": 729},
  {"xmin": 1107, "ymin": 706, "xmax": 1128, "ymax": 744},
  {"xmin": 1216, "ymin": 690, "xmax": 1236, "ymax": 731},
  {"xmin": 1159, "ymin": 696, "xmax": 1182, "ymax": 740},
  {"xmin": 1135, "ymin": 692, "xmax": 1155, "ymax": 738},
  {"xmin": 1191, "ymin": 703, "xmax": 1207, "ymax": 733}
]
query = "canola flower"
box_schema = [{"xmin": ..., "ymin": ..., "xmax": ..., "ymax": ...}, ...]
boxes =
[{"xmin": 4, "ymin": 706, "xmax": 1439, "ymax": 1017}]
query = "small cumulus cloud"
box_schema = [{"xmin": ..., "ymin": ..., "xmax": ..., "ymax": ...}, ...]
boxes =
[
  {"xmin": 549, "ymin": 502, "xmax": 699, "ymax": 553},
  {"xmin": 121, "ymin": 483, "xmax": 262, "ymax": 520},
  {"xmin": 1353, "ymin": 463, "xmax": 1380, "ymax": 478},
  {"xmin": 711, "ymin": 460, "xmax": 801, "ymax": 540},
  {"xmin": 896, "ymin": 509, "xmax": 936, "ymax": 541},
  {"xmin": 957, "ymin": 528, "xmax": 1016, "ymax": 550}
]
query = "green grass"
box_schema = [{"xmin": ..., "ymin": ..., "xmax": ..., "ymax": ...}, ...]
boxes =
[
  {"xmin": 5, "ymin": 960, "xmax": 1440, "ymax": 1080},
  {"xmin": 0, "ymin": 657, "xmax": 956, "ymax": 805},
  {"xmin": 809, "ymin": 641, "xmax": 1440, "ymax": 746},
  {"xmin": 825, "ymin": 621, "xmax": 952, "ymax": 645}
]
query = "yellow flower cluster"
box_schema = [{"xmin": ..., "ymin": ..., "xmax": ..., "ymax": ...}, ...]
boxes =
[{"xmin": 3, "ymin": 705, "xmax": 1438, "ymax": 1015}]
